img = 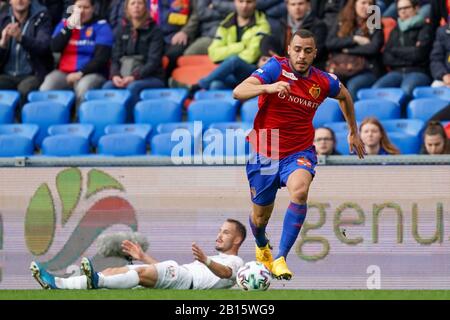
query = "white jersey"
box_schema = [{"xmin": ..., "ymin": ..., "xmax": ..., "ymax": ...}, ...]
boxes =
[{"xmin": 182, "ymin": 253, "xmax": 244, "ymax": 289}]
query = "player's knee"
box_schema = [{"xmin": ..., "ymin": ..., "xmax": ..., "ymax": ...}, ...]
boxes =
[
  {"xmin": 290, "ymin": 185, "xmax": 309, "ymax": 203},
  {"xmin": 136, "ymin": 266, "xmax": 157, "ymax": 287}
]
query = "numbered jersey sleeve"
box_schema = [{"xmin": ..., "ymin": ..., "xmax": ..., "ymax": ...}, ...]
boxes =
[{"xmin": 250, "ymin": 57, "xmax": 282, "ymax": 85}]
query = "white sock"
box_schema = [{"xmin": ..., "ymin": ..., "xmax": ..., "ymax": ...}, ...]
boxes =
[
  {"xmin": 99, "ymin": 270, "xmax": 140, "ymax": 289},
  {"xmin": 55, "ymin": 275, "xmax": 88, "ymax": 289}
]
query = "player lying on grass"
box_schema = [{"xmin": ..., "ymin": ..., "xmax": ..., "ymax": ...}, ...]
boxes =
[{"xmin": 30, "ymin": 219, "xmax": 246, "ymax": 290}]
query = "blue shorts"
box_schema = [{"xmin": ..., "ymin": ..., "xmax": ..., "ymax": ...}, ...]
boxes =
[{"xmin": 246, "ymin": 147, "xmax": 317, "ymax": 206}]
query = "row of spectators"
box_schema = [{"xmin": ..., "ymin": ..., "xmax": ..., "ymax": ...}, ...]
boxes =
[
  {"xmin": 0, "ymin": 0, "xmax": 449, "ymax": 119},
  {"xmin": 314, "ymin": 118, "xmax": 450, "ymax": 155}
]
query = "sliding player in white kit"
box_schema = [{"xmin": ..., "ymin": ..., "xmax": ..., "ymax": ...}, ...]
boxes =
[{"xmin": 30, "ymin": 219, "xmax": 246, "ymax": 290}]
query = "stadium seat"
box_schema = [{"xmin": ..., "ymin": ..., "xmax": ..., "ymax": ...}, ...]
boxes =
[
  {"xmin": 28, "ymin": 90, "xmax": 75, "ymax": 111},
  {"xmin": 78, "ymin": 100, "xmax": 126, "ymax": 147},
  {"xmin": 0, "ymin": 124, "xmax": 39, "ymax": 142},
  {"xmin": 134, "ymin": 99, "xmax": 182, "ymax": 131},
  {"xmin": 388, "ymin": 132, "xmax": 421, "ymax": 154},
  {"xmin": 97, "ymin": 133, "xmax": 147, "ymax": 156},
  {"xmin": 0, "ymin": 90, "xmax": 20, "ymax": 109},
  {"xmin": 357, "ymin": 88, "xmax": 407, "ymax": 106},
  {"xmin": 156, "ymin": 121, "xmax": 196, "ymax": 134},
  {"xmin": 104, "ymin": 124, "xmax": 152, "ymax": 140},
  {"xmin": 170, "ymin": 64, "xmax": 217, "ymax": 86},
  {"xmin": 0, "ymin": 90, "xmax": 20, "ymax": 123},
  {"xmin": 193, "ymin": 89, "xmax": 240, "ymax": 108},
  {"xmin": 21, "ymin": 101, "xmax": 70, "ymax": 147},
  {"xmin": 177, "ymin": 55, "xmax": 214, "ymax": 67},
  {"xmin": 0, "ymin": 135, "xmax": 34, "ymax": 157},
  {"xmin": 335, "ymin": 132, "xmax": 351, "ymax": 155},
  {"xmin": 41, "ymin": 134, "xmax": 90, "ymax": 156},
  {"xmin": 187, "ymin": 100, "xmax": 237, "ymax": 129},
  {"xmin": 150, "ymin": 132, "xmax": 197, "ymax": 156},
  {"xmin": 84, "ymin": 89, "xmax": 132, "ymax": 105},
  {"xmin": 209, "ymin": 122, "xmax": 253, "ymax": 133},
  {"xmin": 406, "ymin": 98, "xmax": 449, "ymax": 122},
  {"xmin": 354, "ymin": 99, "xmax": 401, "ymax": 121},
  {"xmin": 412, "ymin": 86, "xmax": 450, "ymax": 101},
  {"xmin": 241, "ymin": 98, "xmax": 259, "ymax": 123},
  {"xmin": 203, "ymin": 128, "xmax": 251, "ymax": 157},
  {"xmin": 380, "ymin": 119, "xmax": 425, "ymax": 136},
  {"xmin": 48, "ymin": 124, "xmax": 95, "ymax": 139},
  {"xmin": 140, "ymin": 88, "xmax": 188, "ymax": 106},
  {"xmin": 323, "ymin": 121, "xmax": 353, "ymax": 134},
  {"xmin": 313, "ymin": 98, "xmax": 344, "ymax": 127}
]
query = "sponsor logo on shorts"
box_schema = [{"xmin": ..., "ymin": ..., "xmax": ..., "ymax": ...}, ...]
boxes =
[{"xmin": 297, "ymin": 157, "xmax": 312, "ymax": 168}]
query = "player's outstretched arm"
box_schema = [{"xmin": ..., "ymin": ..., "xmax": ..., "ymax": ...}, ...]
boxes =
[
  {"xmin": 335, "ymin": 85, "xmax": 366, "ymax": 159},
  {"xmin": 191, "ymin": 242, "xmax": 233, "ymax": 279},
  {"xmin": 121, "ymin": 240, "xmax": 159, "ymax": 265},
  {"xmin": 233, "ymin": 76, "xmax": 291, "ymax": 101}
]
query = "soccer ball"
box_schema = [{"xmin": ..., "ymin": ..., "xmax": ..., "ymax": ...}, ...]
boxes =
[{"xmin": 236, "ymin": 261, "xmax": 272, "ymax": 291}]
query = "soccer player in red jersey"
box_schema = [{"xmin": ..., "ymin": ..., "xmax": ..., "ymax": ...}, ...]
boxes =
[{"xmin": 233, "ymin": 29, "xmax": 365, "ymax": 280}]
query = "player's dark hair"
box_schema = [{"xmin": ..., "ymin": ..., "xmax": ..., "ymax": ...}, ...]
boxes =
[
  {"xmin": 290, "ymin": 29, "xmax": 316, "ymax": 46},
  {"xmin": 227, "ymin": 219, "xmax": 247, "ymax": 245}
]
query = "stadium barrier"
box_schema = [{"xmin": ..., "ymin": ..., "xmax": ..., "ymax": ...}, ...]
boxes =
[{"xmin": 0, "ymin": 156, "xmax": 449, "ymax": 289}]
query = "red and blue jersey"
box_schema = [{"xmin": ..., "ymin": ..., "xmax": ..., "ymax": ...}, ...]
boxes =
[
  {"xmin": 53, "ymin": 19, "xmax": 114, "ymax": 73},
  {"xmin": 249, "ymin": 56, "xmax": 342, "ymax": 159}
]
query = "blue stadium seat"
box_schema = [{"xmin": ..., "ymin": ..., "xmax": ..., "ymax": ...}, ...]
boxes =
[
  {"xmin": 241, "ymin": 97, "xmax": 258, "ymax": 123},
  {"xmin": 313, "ymin": 98, "xmax": 343, "ymax": 127},
  {"xmin": 134, "ymin": 99, "xmax": 182, "ymax": 131},
  {"xmin": 412, "ymin": 86, "xmax": 450, "ymax": 101},
  {"xmin": 21, "ymin": 101, "xmax": 70, "ymax": 147},
  {"xmin": 209, "ymin": 122, "xmax": 253, "ymax": 132},
  {"xmin": 41, "ymin": 134, "xmax": 90, "ymax": 156},
  {"xmin": 187, "ymin": 100, "xmax": 236, "ymax": 129},
  {"xmin": 156, "ymin": 121, "xmax": 196, "ymax": 134},
  {"xmin": 0, "ymin": 90, "xmax": 20, "ymax": 123},
  {"xmin": 203, "ymin": 128, "xmax": 251, "ymax": 157},
  {"xmin": 323, "ymin": 121, "xmax": 353, "ymax": 134},
  {"xmin": 357, "ymin": 88, "xmax": 407, "ymax": 106},
  {"xmin": 151, "ymin": 132, "xmax": 197, "ymax": 156},
  {"xmin": 0, "ymin": 135, "xmax": 34, "ymax": 157},
  {"xmin": 380, "ymin": 119, "xmax": 425, "ymax": 136},
  {"xmin": 0, "ymin": 90, "xmax": 20, "ymax": 109},
  {"xmin": 48, "ymin": 124, "xmax": 94, "ymax": 140},
  {"xmin": 354, "ymin": 99, "xmax": 401, "ymax": 121},
  {"xmin": 104, "ymin": 124, "xmax": 152, "ymax": 140},
  {"xmin": 84, "ymin": 89, "xmax": 132, "ymax": 105},
  {"xmin": 0, "ymin": 124, "xmax": 39, "ymax": 142},
  {"xmin": 97, "ymin": 133, "xmax": 146, "ymax": 156},
  {"xmin": 388, "ymin": 132, "xmax": 421, "ymax": 154},
  {"xmin": 335, "ymin": 132, "xmax": 351, "ymax": 155},
  {"xmin": 78, "ymin": 100, "xmax": 126, "ymax": 147},
  {"xmin": 194, "ymin": 89, "xmax": 240, "ymax": 108},
  {"xmin": 140, "ymin": 88, "xmax": 188, "ymax": 106},
  {"xmin": 406, "ymin": 98, "xmax": 449, "ymax": 122},
  {"xmin": 28, "ymin": 90, "xmax": 75, "ymax": 111}
]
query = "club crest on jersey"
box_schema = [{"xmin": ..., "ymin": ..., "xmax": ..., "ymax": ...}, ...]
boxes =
[
  {"xmin": 309, "ymin": 84, "xmax": 321, "ymax": 99},
  {"xmin": 282, "ymin": 69, "xmax": 298, "ymax": 81},
  {"xmin": 297, "ymin": 157, "xmax": 312, "ymax": 168},
  {"xmin": 85, "ymin": 27, "xmax": 93, "ymax": 38}
]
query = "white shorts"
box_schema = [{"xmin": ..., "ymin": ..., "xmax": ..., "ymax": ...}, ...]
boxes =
[{"xmin": 127, "ymin": 261, "xmax": 193, "ymax": 289}]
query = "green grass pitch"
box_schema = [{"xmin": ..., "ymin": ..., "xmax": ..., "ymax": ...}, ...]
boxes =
[{"xmin": 0, "ymin": 289, "xmax": 450, "ymax": 300}]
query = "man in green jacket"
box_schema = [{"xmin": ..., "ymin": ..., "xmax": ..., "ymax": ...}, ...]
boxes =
[
  {"xmin": 208, "ymin": 0, "xmax": 270, "ymax": 64},
  {"xmin": 190, "ymin": 0, "xmax": 270, "ymax": 92}
]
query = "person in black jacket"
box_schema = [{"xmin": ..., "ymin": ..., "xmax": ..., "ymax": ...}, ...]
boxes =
[
  {"xmin": 103, "ymin": 0, "xmax": 165, "ymax": 105},
  {"xmin": 430, "ymin": 23, "xmax": 450, "ymax": 87},
  {"xmin": 0, "ymin": 0, "xmax": 53, "ymax": 109},
  {"xmin": 267, "ymin": 0, "xmax": 327, "ymax": 69},
  {"xmin": 39, "ymin": 0, "xmax": 113, "ymax": 108},
  {"xmin": 430, "ymin": 0, "xmax": 447, "ymax": 33},
  {"xmin": 372, "ymin": 0, "xmax": 432, "ymax": 97},
  {"xmin": 325, "ymin": 0, "xmax": 384, "ymax": 100}
]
